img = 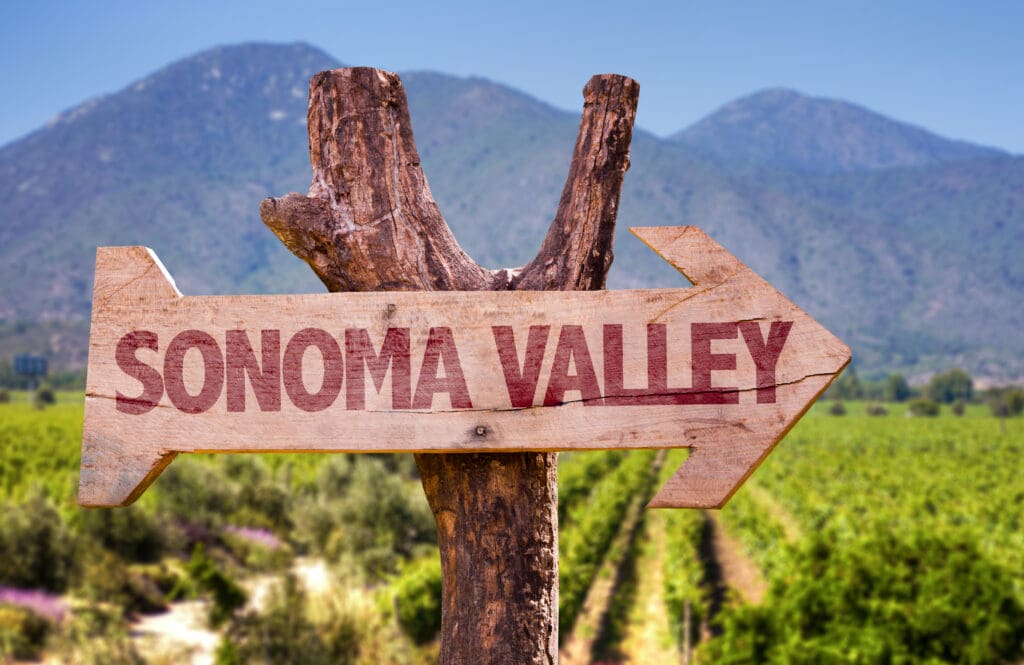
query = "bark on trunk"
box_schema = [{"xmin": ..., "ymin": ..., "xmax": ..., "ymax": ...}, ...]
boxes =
[{"xmin": 261, "ymin": 66, "xmax": 638, "ymax": 664}]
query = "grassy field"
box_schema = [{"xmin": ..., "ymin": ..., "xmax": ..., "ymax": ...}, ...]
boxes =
[{"xmin": 1, "ymin": 394, "xmax": 1022, "ymax": 663}]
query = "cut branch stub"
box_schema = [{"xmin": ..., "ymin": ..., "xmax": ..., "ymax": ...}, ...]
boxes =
[
  {"xmin": 261, "ymin": 67, "xmax": 496, "ymax": 292},
  {"xmin": 260, "ymin": 67, "xmax": 638, "ymax": 665},
  {"xmin": 514, "ymin": 74, "xmax": 639, "ymax": 291}
]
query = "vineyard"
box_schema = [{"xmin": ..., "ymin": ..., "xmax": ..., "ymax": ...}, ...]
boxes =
[{"xmin": 1, "ymin": 393, "xmax": 1023, "ymax": 663}]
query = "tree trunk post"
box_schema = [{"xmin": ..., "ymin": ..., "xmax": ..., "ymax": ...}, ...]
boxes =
[{"xmin": 261, "ymin": 67, "xmax": 638, "ymax": 664}]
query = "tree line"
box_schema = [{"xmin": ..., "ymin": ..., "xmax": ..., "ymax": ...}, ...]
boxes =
[{"xmin": 824, "ymin": 366, "xmax": 1024, "ymax": 417}]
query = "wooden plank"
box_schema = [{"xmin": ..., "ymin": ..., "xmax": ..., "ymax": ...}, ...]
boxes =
[{"xmin": 79, "ymin": 225, "xmax": 849, "ymax": 508}]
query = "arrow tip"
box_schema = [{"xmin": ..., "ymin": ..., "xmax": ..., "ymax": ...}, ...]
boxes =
[{"xmin": 629, "ymin": 226, "xmax": 750, "ymax": 287}]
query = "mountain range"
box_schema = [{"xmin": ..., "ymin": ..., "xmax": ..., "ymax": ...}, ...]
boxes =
[{"xmin": 0, "ymin": 42, "xmax": 1021, "ymax": 380}]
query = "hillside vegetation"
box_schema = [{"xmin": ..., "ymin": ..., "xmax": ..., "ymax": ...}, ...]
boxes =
[{"xmin": 0, "ymin": 43, "xmax": 1022, "ymax": 378}]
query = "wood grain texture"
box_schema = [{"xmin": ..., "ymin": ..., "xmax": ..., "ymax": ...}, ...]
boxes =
[{"xmin": 80, "ymin": 227, "xmax": 849, "ymax": 508}]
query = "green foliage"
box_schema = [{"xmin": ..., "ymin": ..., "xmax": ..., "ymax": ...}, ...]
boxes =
[
  {"xmin": 883, "ymin": 373, "xmax": 911, "ymax": 402},
  {"xmin": 5, "ymin": 389, "xmax": 1023, "ymax": 663},
  {"xmin": 33, "ymin": 386, "xmax": 56, "ymax": 408},
  {"xmin": 183, "ymin": 544, "xmax": 246, "ymax": 628},
  {"xmin": 0, "ymin": 491, "xmax": 76, "ymax": 591},
  {"xmin": 220, "ymin": 572, "xmax": 412, "ymax": 665},
  {"xmin": 52, "ymin": 605, "xmax": 146, "ymax": 665},
  {"xmin": 310, "ymin": 458, "xmax": 436, "ymax": 580},
  {"xmin": 559, "ymin": 450, "xmax": 656, "ymax": 638},
  {"xmin": 558, "ymin": 451, "xmax": 625, "ymax": 525},
  {"xmin": 155, "ymin": 458, "xmax": 238, "ymax": 531},
  {"xmin": 925, "ymin": 368, "xmax": 974, "ymax": 404},
  {"xmin": 77, "ymin": 504, "xmax": 168, "ymax": 563},
  {"xmin": 218, "ymin": 574, "xmax": 323, "ymax": 664},
  {"xmin": 0, "ymin": 398, "xmax": 433, "ymax": 661},
  {"xmin": 825, "ymin": 366, "xmax": 862, "ymax": 400},
  {"xmin": 864, "ymin": 403, "xmax": 888, "ymax": 416},
  {"xmin": 661, "ymin": 455, "xmax": 709, "ymax": 652},
  {"xmin": 223, "ymin": 456, "xmax": 293, "ymax": 532},
  {"xmin": 592, "ymin": 512, "xmax": 645, "ymax": 660},
  {"xmin": 43, "ymin": 368, "xmax": 88, "ymax": 391},
  {"xmin": 393, "ymin": 556, "xmax": 443, "ymax": 645},
  {"xmin": 0, "ymin": 401, "xmax": 82, "ymax": 502},
  {"xmin": 717, "ymin": 489, "xmax": 790, "ymax": 580},
  {"xmin": 0, "ymin": 603, "xmax": 52, "ymax": 660},
  {"xmin": 703, "ymin": 528, "xmax": 1024, "ymax": 664},
  {"xmin": 75, "ymin": 546, "xmax": 167, "ymax": 615},
  {"xmin": 907, "ymin": 397, "xmax": 941, "ymax": 417},
  {"xmin": 951, "ymin": 399, "xmax": 966, "ymax": 416},
  {"xmin": 986, "ymin": 386, "xmax": 1024, "ymax": 417},
  {"xmin": 1008, "ymin": 388, "xmax": 1024, "ymax": 415},
  {"xmin": 715, "ymin": 407, "xmax": 1024, "ymax": 661}
]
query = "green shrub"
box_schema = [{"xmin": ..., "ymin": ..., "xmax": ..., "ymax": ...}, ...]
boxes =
[
  {"xmin": 1009, "ymin": 388, "xmax": 1024, "ymax": 415},
  {"xmin": 0, "ymin": 493, "xmax": 76, "ymax": 591},
  {"xmin": 883, "ymin": 373, "xmax": 911, "ymax": 402},
  {"xmin": 217, "ymin": 574, "xmax": 324, "ymax": 664},
  {"xmin": 0, "ymin": 603, "xmax": 52, "ymax": 660},
  {"xmin": 865, "ymin": 403, "xmax": 889, "ymax": 416},
  {"xmin": 908, "ymin": 397, "xmax": 941, "ymax": 417},
  {"xmin": 329, "ymin": 459, "xmax": 436, "ymax": 579},
  {"xmin": 33, "ymin": 386, "xmax": 56, "ymax": 407},
  {"xmin": 988, "ymin": 387, "xmax": 1024, "ymax": 417},
  {"xmin": 130, "ymin": 562, "xmax": 183, "ymax": 598},
  {"xmin": 926, "ymin": 368, "xmax": 973, "ymax": 404},
  {"xmin": 827, "ymin": 401, "xmax": 847, "ymax": 416},
  {"xmin": 393, "ymin": 556, "xmax": 442, "ymax": 645},
  {"xmin": 76, "ymin": 547, "xmax": 167, "ymax": 616},
  {"xmin": 52, "ymin": 605, "xmax": 145, "ymax": 665},
  {"xmin": 78, "ymin": 504, "xmax": 168, "ymax": 563},
  {"xmin": 951, "ymin": 399, "xmax": 966, "ymax": 416},
  {"xmin": 0, "ymin": 389, "xmax": 10, "ymax": 403},
  {"xmin": 154, "ymin": 459, "xmax": 237, "ymax": 531},
  {"xmin": 182, "ymin": 545, "xmax": 246, "ymax": 628},
  {"xmin": 220, "ymin": 572, "xmax": 411, "ymax": 665}
]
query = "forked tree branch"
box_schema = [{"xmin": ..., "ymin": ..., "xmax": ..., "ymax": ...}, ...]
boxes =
[
  {"xmin": 260, "ymin": 66, "xmax": 638, "ymax": 665},
  {"xmin": 261, "ymin": 67, "xmax": 638, "ymax": 292}
]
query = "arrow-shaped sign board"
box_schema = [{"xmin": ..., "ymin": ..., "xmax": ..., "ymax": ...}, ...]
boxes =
[{"xmin": 79, "ymin": 226, "xmax": 850, "ymax": 509}]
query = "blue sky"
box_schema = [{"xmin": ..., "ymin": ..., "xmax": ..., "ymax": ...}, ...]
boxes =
[{"xmin": 1, "ymin": 1, "xmax": 1022, "ymax": 152}]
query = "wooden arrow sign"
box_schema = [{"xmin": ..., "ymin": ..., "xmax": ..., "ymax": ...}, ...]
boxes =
[{"xmin": 79, "ymin": 226, "xmax": 850, "ymax": 509}]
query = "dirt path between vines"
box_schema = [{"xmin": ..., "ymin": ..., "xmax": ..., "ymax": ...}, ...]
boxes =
[
  {"xmin": 619, "ymin": 509, "xmax": 679, "ymax": 665},
  {"xmin": 559, "ymin": 494, "xmax": 647, "ymax": 665},
  {"xmin": 560, "ymin": 451, "xmax": 666, "ymax": 665},
  {"xmin": 705, "ymin": 514, "xmax": 767, "ymax": 606}
]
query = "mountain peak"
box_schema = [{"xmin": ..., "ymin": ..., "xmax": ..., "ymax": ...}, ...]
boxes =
[
  {"xmin": 40, "ymin": 42, "xmax": 339, "ymax": 137},
  {"xmin": 672, "ymin": 88, "xmax": 1002, "ymax": 172}
]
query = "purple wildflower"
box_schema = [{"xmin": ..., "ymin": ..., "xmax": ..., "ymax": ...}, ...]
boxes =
[
  {"xmin": 224, "ymin": 525, "xmax": 282, "ymax": 550},
  {"xmin": 0, "ymin": 586, "xmax": 68, "ymax": 623}
]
